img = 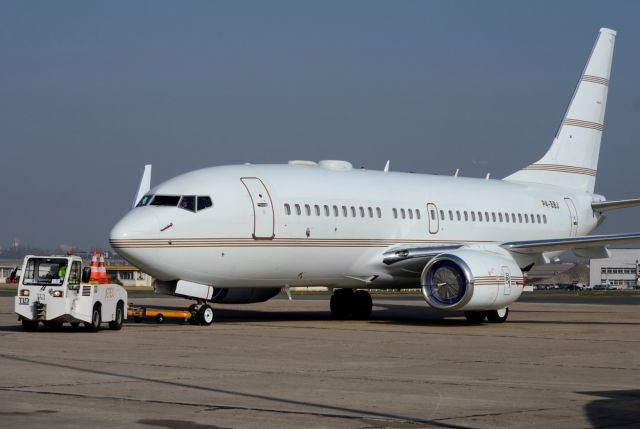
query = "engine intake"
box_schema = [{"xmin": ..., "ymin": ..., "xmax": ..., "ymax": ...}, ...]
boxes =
[{"xmin": 421, "ymin": 249, "xmax": 523, "ymax": 311}]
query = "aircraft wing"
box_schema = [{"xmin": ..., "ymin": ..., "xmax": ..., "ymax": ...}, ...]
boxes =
[
  {"xmin": 592, "ymin": 198, "xmax": 640, "ymax": 212},
  {"xmin": 501, "ymin": 232, "xmax": 640, "ymax": 254}
]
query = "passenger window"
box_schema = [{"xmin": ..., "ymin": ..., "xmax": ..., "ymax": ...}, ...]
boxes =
[
  {"xmin": 314, "ymin": 205, "xmax": 320, "ymax": 216},
  {"xmin": 524, "ymin": 214, "xmax": 529, "ymax": 223},
  {"xmin": 408, "ymin": 209, "xmax": 413, "ymax": 220},
  {"xmin": 333, "ymin": 205, "xmax": 339, "ymax": 217},
  {"xmin": 537, "ymin": 214, "xmax": 541, "ymax": 224},
  {"xmin": 449, "ymin": 210, "xmax": 453, "ymax": 221},
  {"xmin": 464, "ymin": 211, "xmax": 468, "ymax": 221},
  {"xmin": 197, "ymin": 196, "xmax": 213, "ymax": 211},
  {"xmin": 511, "ymin": 213, "xmax": 516, "ymax": 223},
  {"xmin": 368, "ymin": 207, "xmax": 373, "ymax": 218},
  {"xmin": 376, "ymin": 207, "xmax": 382, "ymax": 218},
  {"xmin": 393, "ymin": 208, "xmax": 398, "ymax": 219},
  {"xmin": 429, "ymin": 210, "xmax": 435, "ymax": 220},
  {"xmin": 485, "ymin": 211, "xmax": 489, "ymax": 221},
  {"xmin": 457, "ymin": 211, "xmax": 461, "ymax": 221},
  {"xmin": 498, "ymin": 213, "xmax": 503, "ymax": 222},
  {"xmin": 284, "ymin": 203, "xmax": 291, "ymax": 215},
  {"xmin": 471, "ymin": 212, "xmax": 476, "ymax": 221},
  {"xmin": 359, "ymin": 207, "xmax": 365, "ymax": 218},
  {"xmin": 179, "ymin": 196, "xmax": 196, "ymax": 212},
  {"xmin": 439, "ymin": 210, "xmax": 444, "ymax": 220},
  {"xmin": 305, "ymin": 204, "xmax": 311, "ymax": 216},
  {"xmin": 342, "ymin": 206, "xmax": 348, "ymax": 217},
  {"xmin": 351, "ymin": 206, "xmax": 356, "ymax": 217},
  {"xmin": 416, "ymin": 209, "xmax": 421, "ymax": 220},
  {"xmin": 492, "ymin": 212, "xmax": 496, "ymax": 222},
  {"xmin": 401, "ymin": 208, "xmax": 406, "ymax": 219},
  {"xmin": 531, "ymin": 213, "xmax": 535, "ymax": 223},
  {"xmin": 324, "ymin": 205, "xmax": 330, "ymax": 216},
  {"xmin": 295, "ymin": 204, "xmax": 301, "ymax": 215},
  {"xmin": 543, "ymin": 214, "xmax": 547, "ymax": 224},
  {"xmin": 518, "ymin": 213, "xmax": 522, "ymax": 223}
]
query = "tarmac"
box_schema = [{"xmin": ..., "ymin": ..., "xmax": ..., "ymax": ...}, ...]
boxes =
[{"xmin": 0, "ymin": 294, "xmax": 638, "ymax": 429}]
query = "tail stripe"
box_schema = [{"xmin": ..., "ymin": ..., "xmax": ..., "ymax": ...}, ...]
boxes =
[
  {"xmin": 581, "ymin": 74, "xmax": 609, "ymax": 86},
  {"xmin": 522, "ymin": 164, "xmax": 597, "ymax": 176},
  {"xmin": 561, "ymin": 118, "xmax": 604, "ymax": 131}
]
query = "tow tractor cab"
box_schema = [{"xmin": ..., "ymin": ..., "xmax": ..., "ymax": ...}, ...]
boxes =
[{"xmin": 15, "ymin": 255, "xmax": 127, "ymax": 332}]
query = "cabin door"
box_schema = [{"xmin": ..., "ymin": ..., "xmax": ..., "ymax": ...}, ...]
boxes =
[
  {"xmin": 426, "ymin": 203, "xmax": 439, "ymax": 234},
  {"xmin": 563, "ymin": 197, "xmax": 578, "ymax": 237},
  {"xmin": 240, "ymin": 177, "xmax": 275, "ymax": 239}
]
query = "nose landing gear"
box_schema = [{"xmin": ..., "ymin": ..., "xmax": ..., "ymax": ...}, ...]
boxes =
[
  {"xmin": 330, "ymin": 289, "xmax": 373, "ymax": 320},
  {"xmin": 188, "ymin": 301, "xmax": 214, "ymax": 326}
]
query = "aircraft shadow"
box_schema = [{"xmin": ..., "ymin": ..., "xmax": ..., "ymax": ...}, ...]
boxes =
[{"xmin": 582, "ymin": 390, "xmax": 640, "ymax": 428}]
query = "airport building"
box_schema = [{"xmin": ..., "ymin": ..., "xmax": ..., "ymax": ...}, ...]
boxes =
[{"xmin": 589, "ymin": 248, "xmax": 640, "ymax": 288}]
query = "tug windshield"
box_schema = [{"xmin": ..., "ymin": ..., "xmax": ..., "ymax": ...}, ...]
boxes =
[{"xmin": 22, "ymin": 258, "xmax": 68, "ymax": 286}]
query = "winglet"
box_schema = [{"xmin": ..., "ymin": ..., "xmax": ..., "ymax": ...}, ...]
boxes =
[
  {"xmin": 384, "ymin": 160, "xmax": 390, "ymax": 172},
  {"xmin": 133, "ymin": 164, "xmax": 152, "ymax": 208}
]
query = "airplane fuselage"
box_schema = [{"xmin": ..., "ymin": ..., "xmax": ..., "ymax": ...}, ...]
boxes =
[{"xmin": 110, "ymin": 162, "xmax": 600, "ymax": 288}]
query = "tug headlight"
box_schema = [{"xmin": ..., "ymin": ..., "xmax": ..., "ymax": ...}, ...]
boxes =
[
  {"xmin": 52, "ymin": 290, "xmax": 63, "ymax": 298},
  {"xmin": 19, "ymin": 289, "xmax": 29, "ymax": 297}
]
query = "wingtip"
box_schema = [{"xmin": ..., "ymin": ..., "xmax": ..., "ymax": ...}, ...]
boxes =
[{"xmin": 600, "ymin": 27, "xmax": 617, "ymax": 37}]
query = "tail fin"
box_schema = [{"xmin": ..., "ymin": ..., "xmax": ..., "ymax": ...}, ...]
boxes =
[{"xmin": 504, "ymin": 28, "xmax": 616, "ymax": 193}]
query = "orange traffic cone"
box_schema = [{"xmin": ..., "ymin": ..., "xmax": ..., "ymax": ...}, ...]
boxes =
[
  {"xmin": 88, "ymin": 250, "xmax": 100, "ymax": 284},
  {"xmin": 98, "ymin": 252, "xmax": 109, "ymax": 284}
]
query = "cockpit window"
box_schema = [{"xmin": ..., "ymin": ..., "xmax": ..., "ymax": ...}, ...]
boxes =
[
  {"xmin": 136, "ymin": 194, "xmax": 153, "ymax": 207},
  {"xmin": 150, "ymin": 195, "xmax": 181, "ymax": 206},
  {"xmin": 179, "ymin": 196, "xmax": 196, "ymax": 212},
  {"xmin": 197, "ymin": 196, "xmax": 213, "ymax": 211}
]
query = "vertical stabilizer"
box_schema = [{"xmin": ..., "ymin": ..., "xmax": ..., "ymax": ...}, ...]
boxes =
[{"xmin": 504, "ymin": 28, "xmax": 616, "ymax": 193}]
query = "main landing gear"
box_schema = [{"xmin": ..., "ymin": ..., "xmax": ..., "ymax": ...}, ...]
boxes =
[
  {"xmin": 188, "ymin": 301, "xmax": 214, "ymax": 326},
  {"xmin": 464, "ymin": 307, "xmax": 509, "ymax": 324},
  {"xmin": 330, "ymin": 289, "xmax": 373, "ymax": 320}
]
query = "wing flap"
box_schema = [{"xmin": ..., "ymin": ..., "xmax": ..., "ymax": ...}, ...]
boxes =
[{"xmin": 501, "ymin": 232, "xmax": 640, "ymax": 254}]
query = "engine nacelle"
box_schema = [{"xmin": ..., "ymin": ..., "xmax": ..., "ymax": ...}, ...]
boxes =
[
  {"xmin": 420, "ymin": 249, "xmax": 523, "ymax": 311},
  {"xmin": 210, "ymin": 287, "xmax": 282, "ymax": 304}
]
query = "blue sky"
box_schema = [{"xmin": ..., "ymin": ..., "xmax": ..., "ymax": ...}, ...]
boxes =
[{"xmin": 1, "ymin": 0, "xmax": 639, "ymax": 249}]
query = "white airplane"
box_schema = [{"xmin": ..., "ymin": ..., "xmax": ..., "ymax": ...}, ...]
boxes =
[{"xmin": 111, "ymin": 28, "xmax": 640, "ymax": 325}]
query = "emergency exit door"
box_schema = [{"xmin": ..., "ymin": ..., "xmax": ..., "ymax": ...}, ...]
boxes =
[
  {"xmin": 426, "ymin": 203, "xmax": 439, "ymax": 234},
  {"xmin": 240, "ymin": 177, "xmax": 275, "ymax": 239}
]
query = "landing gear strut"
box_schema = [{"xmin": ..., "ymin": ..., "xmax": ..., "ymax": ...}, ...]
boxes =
[{"xmin": 330, "ymin": 289, "xmax": 372, "ymax": 320}]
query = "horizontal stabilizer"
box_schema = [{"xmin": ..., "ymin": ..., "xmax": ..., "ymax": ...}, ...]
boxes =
[
  {"xmin": 502, "ymin": 232, "xmax": 640, "ymax": 254},
  {"xmin": 592, "ymin": 198, "xmax": 640, "ymax": 212}
]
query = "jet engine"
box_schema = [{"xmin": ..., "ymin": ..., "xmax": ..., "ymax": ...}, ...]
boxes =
[{"xmin": 420, "ymin": 249, "xmax": 523, "ymax": 311}]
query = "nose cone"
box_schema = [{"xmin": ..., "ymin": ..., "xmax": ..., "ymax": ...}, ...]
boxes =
[{"xmin": 110, "ymin": 208, "xmax": 160, "ymax": 241}]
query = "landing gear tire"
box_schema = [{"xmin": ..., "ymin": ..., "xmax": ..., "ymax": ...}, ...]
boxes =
[
  {"xmin": 330, "ymin": 289, "xmax": 372, "ymax": 320},
  {"xmin": 187, "ymin": 304, "xmax": 198, "ymax": 325},
  {"xmin": 330, "ymin": 289, "xmax": 353, "ymax": 319},
  {"xmin": 352, "ymin": 290, "xmax": 373, "ymax": 319},
  {"xmin": 109, "ymin": 302, "xmax": 124, "ymax": 330},
  {"xmin": 486, "ymin": 307, "xmax": 509, "ymax": 323},
  {"xmin": 22, "ymin": 319, "xmax": 38, "ymax": 332},
  {"xmin": 85, "ymin": 306, "xmax": 101, "ymax": 332},
  {"xmin": 197, "ymin": 304, "xmax": 214, "ymax": 326},
  {"xmin": 464, "ymin": 311, "xmax": 486, "ymax": 324}
]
